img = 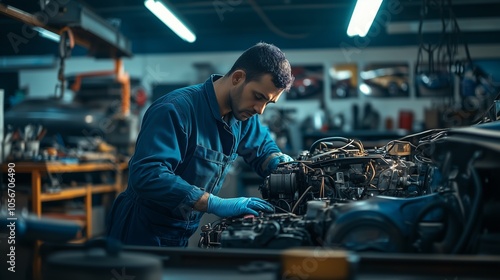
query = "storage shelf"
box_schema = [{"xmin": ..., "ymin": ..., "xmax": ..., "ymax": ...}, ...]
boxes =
[
  {"xmin": 1, "ymin": 161, "xmax": 128, "ymax": 241},
  {"xmin": 41, "ymin": 188, "xmax": 88, "ymax": 201},
  {"xmin": 6, "ymin": 161, "xmax": 123, "ymax": 173},
  {"xmin": 39, "ymin": 184, "xmax": 120, "ymax": 202}
]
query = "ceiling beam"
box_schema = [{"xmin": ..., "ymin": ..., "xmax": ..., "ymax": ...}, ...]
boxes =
[{"xmin": 387, "ymin": 17, "xmax": 500, "ymax": 33}]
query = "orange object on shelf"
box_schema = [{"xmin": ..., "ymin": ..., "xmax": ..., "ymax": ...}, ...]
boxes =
[{"xmin": 70, "ymin": 58, "xmax": 130, "ymax": 116}]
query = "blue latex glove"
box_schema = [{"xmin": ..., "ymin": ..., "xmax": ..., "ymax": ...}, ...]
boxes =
[
  {"xmin": 266, "ymin": 153, "xmax": 294, "ymax": 174},
  {"xmin": 207, "ymin": 194, "xmax": 274, "ymax": 218}
]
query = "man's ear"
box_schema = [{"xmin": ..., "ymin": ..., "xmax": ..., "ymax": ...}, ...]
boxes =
[{"xmin": 232, "ymin": 70, "xmax": 246, "ymax": 85}]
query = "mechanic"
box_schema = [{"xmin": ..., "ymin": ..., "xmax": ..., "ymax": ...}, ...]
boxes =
[{"xmin": 107, "ymin": 42, "xmax": 295, "ymax": 247}]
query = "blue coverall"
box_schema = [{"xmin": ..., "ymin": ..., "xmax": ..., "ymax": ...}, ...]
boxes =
[{"xmin": 107, "ymin": 75, "xmax": 283, "ymax": 247}]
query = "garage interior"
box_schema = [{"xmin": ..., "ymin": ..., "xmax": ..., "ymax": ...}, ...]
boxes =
[{"xmin": 1, "ymin": 1, "xmax": 500, "ymax": 279}]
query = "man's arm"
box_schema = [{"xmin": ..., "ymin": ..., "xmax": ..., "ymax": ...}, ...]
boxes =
[
  {"xmin": 237, "ymin": 116, "xmax": 294, "ymax": 177},
  {"xmin": 193, "ymin": 192, "xmax": 209, "ymax": 211},
  {"xmin": 129, "ymin": 101, "xmax": 205, "ymax": 210}
]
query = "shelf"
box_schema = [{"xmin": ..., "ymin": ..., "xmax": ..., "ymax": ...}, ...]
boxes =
[
  {"xmin": 1, "ymin": 160, "xmax": 128, "ymax": 243},
  {"xmin": 41, "ymin": 187, "xmax": 88, "ymax": 201},
  {"xmin": 39, "ymin": 184, "xmax": 119, "ymax": 202},
  {"xmin": 3, "ymin": 161, "xmax": 123, "ymax": 173}
]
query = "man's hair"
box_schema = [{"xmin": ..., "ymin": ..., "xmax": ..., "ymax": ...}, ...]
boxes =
[{"xmin": 226, "ymin": 42, "xmax": 293, "ymax": 91}]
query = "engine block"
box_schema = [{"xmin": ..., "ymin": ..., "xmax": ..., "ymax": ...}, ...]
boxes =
[
  {"xmin": 260, "ymin": 137, "xmax": 429, "ymax": 215},
  {"xmin": 200, "ymin": 127, "xmax": 500, "ymax": 255}
]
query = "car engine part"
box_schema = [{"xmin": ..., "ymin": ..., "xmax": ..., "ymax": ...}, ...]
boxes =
[
  {"xmin": 260, "ymin": 137, "xmax": 430, "ymax": 215},
  {"xmin": 199, "ymin": 124, "xmax": 500, "ymax": 255}
]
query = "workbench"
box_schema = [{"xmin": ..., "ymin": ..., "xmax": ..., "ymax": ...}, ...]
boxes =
[
  {"xmin": 1, "ymin": 160, "xmax": 129, "ymax": 280},
  {"xmin": 1, "ymin": 160, "xmax": 128, "ymax": 239},
  {"xmin": 37, "ymin": 244, "xmax": 500, "ymax": 280}
]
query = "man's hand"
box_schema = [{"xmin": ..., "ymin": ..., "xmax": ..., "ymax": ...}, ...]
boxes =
[
  {"xmin": 266, "ymin": 153, "xmax": 294, "ymax": 174},
  {"xmin": 206, "ymin": 194, "xmax": 274, "ymax": 217}
]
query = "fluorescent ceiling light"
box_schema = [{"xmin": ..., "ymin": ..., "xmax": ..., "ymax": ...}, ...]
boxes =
[
  {"xmin": 144, "ymin": 0, "xmax": 196, "ymax": 43},
  {"xmin": 347, "ymin": 0, "xmax": 383, "ymax": 37},
  {"xmin": 32, "ymin": 27, "xmax": 60, "ymax": 42}
]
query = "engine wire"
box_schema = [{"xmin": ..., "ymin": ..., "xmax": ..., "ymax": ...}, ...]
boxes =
[
  {"xmin": 291, "ymin": 185, "xmax": 313, "ymax": 214},
  {"xmin": 308, "ymin": 137, "xmax": 366, "ymax": 155},
  {"xmin": 368, "ymin": 161, "xmax": 377, "ymax": 185},
  {"xmin": 309, "ymin": 139, "xmax": 355, "ymax": 161},
  {"xmin": 317, "ymin": 174, "xmax": 338, "ymax": 199},
  {"xmin": 413, "ymin": 130, "xmax": 449, "ymax": 163},
  {"xmin": 319, "ymin": 168, "xmax": 325, "ymax": 198},
  {"xmin": 274, "ymin": 203, "xmax": 296, "ymax": 215},
  {"xmin": 274, "ymin": 199, "xmax": 291, "ymax": 212}
]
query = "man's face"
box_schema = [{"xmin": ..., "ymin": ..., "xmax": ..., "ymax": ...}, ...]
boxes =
[{"xmin": 229, "ymin": 72, "xmax": 283, "ymax": 121}]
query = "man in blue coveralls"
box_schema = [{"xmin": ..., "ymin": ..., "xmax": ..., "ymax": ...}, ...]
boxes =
[{"xmin": 107, "ymin": 42, "xmax": 294, "ymax": 247}]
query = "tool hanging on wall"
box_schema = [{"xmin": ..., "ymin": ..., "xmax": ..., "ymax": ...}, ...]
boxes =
[
  {"xmin": 415, "ymin": 0, "xmax": 472, "ymax": 78},
  {"xmin": 414, "ymin": 0, "xmax": 486, "ymax": 127},
  {"xmin": 57, "ymin": 27, "xmax": 75, "ymax": 100}
]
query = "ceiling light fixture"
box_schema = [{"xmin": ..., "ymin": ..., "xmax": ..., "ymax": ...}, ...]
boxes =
[
  {"xmin": 347, "ymin": 0, "xmax": 383, "ymax": 37},
  {"xmin": 32, "ymin": 27, "xmax": 60, "ymax": 42},
  {"xmin": 144, "ymin": 0, "xmax": 196, "ymax": 43}
]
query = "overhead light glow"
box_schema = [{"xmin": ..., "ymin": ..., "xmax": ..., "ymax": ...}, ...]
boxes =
[
  {"xmin": 32, "ymin": 27, "xmax": 60, "ymax": 42},
  {"xmin": 359, "ymin": 83, "xmax": 372, "ymax": 95},
  {"xmin": 144, "ymin": 0, "xmax": 196, "ymax": 43},
  {"xmin": 347, "ymin": 0, "xmax": 383, "ymax": 37}
]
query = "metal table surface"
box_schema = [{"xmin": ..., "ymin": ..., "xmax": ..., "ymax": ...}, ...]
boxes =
[
  {"xmin": 38, "ymin": 244, "xmax": 500, "ymax": 280},
  {"xmin": 131, "ymin": 246, "xmax": 500, "ymax": 280}
]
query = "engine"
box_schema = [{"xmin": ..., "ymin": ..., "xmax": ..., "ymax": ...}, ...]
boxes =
[
  {"xmin": 260, "ymin": 137, "xmax": 429, "ymax": 215},
  {"xmin": 198, "ymin": 213, "xmax": 318, "ymax": 249},
  {"xmin": 198, "ymin": 194, "xmax": 457, "ymax": 253},
  {"xmin": 199, "ymin": 126, "xmax": 500, "ymax": 255}
]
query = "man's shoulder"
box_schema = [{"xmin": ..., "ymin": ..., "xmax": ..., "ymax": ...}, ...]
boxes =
[
  {"xmin": 154, "ymin": 83, "xmax": 208, "ymax": 115},
  {"xmin": 162, "ymin": 83, "xmax": 204, "ymax": 103},
  {"xmin": 166, "ymin": 83, "xmax": 201, "ymax": 97}
]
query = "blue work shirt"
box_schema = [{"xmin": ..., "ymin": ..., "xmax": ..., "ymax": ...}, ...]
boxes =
[{"xmin": 107, "ymin": 75, "xmax": 282, "ymax": 247}]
